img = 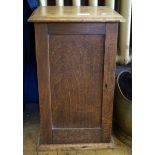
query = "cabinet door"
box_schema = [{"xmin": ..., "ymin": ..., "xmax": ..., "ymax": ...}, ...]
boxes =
[
  {"xmin": 35, "ymin": 23, "xmax": 118, "ymax": 144},
  {"xmin": 50, "ymin": 34, "xmax": 103, "ymax": 143}
]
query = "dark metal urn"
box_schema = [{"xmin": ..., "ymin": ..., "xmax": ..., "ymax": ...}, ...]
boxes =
[{"xmin": 113, "ymin": 71, "xmax": 132, "ymax": 147}]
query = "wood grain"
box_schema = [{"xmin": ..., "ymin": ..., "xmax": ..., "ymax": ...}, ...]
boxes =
[
  {"xmin": 48, "ymin": 23, "xmax": 105, "ymax": 34},
  {"xmin": 102, "ymin": 23, "xmax": 118, "ymax": 142},
  {"xmin": 34, "ymin": 23, "xmax": 52, "ymax": 144},
  {"xmin": 34, "ymin": 22, "xmax": 119, "ymax": 145},
  {"xmin": 52, "ymin": 128, "xmax": 101, "ymax": 143},
  {"xmin": 57, "ymin": 151, "xmax": 76, "ymax": 155},
  {"xmin": 28, "ymin": 6, "xmax": 125, "ymax": 22},
  {"xmin": 39, "ymin": 140, "xmax": 116, "ymax": 151},
  {"xmin": 24, "ymin": 113, "xmax": 131, "ymax": 155},
  {"xmin": 49, "ymin": 34, "xmax": 104, "ymax": 130}
]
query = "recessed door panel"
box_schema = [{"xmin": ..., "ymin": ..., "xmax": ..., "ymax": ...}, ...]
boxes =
[{"xmin": 49, "ymin": 35, "xmax": 104, "ymax": 142}]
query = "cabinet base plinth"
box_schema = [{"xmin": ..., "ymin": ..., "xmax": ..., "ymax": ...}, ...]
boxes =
[{"xmin": 37, "ymin": 137, "xmax": 116, "ymax": 152}]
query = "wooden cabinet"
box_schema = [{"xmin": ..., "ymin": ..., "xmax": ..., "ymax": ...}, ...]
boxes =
[{"xmin": 29, "ymin": 6, "xmax": 124, "ymax": 146}]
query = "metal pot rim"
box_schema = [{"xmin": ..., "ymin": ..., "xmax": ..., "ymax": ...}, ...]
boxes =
[{"xmin": 116, "ymin": 70, "xmax": 132, "ymax": 103}]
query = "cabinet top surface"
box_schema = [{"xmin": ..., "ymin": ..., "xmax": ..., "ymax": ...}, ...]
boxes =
[{"xmin": 28, "ymin": 6, "xmax": 125, "ymax": 22}]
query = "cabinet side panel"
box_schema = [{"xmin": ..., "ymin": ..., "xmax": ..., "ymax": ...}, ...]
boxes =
[
  {"xmin": 34, "ymin": 24, "xmax": 52, "ymax": 144},
  {"xmin": 102, "ymin": 23, "xmax": 118, "ymax": 142}
]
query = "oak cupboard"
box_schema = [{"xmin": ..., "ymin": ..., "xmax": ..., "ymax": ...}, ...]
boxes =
[{"xmin": 28, "ymin": 6, "xmax": 124, "ymax": 146}]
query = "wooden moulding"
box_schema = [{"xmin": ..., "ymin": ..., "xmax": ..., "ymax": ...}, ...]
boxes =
[
  {"xmin": 28, "ymin": 6, "xmax": 125, "ymax": 23},
  {"xmin": 37, "ymin": 137, "xmax": 117, "ymax": 151}
]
